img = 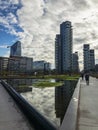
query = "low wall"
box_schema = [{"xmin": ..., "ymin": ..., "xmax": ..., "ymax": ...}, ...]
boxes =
[{"xmin": 59, "ymin": 79, "xmax": 80, "ymax": 130}]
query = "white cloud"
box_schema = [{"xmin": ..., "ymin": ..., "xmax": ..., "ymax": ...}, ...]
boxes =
[
  {"xmin": 0, "ymin": 0, "xmax": 22, "ymax": 35},
  {"xmin": 6, "ymin": 13, "xmax": 18, "ymax": 24},
  {"xmin": 1, "ymin": 0, "xmax": 98, "ymax": 70}
]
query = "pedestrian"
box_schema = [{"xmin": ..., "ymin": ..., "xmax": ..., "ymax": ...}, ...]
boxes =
[
  {"xmin": 85, "ymin": 73, "xmax": 89, "ymax": 85},
  {"xmin": 81, "ymin": 73, "xmax": 84, "ymax": 80}
]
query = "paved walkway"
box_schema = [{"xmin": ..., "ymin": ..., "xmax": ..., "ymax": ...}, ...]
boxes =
[
  {"xmin": 0, "ymin": 82, "xmax": 34, "ymax": 130},
  {"xmin": 77, "ymin": 77, "xmax": 98, "ymax": 130}
]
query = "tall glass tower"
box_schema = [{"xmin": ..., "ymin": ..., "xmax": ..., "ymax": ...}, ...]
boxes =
[
  {"xmin": 83, "ymin": 44, "xmax": 90, "ymax": 71},
  {"xmin": 60, "ymin": 21, "xmax": 72, "ymax": 72},
  {"xmin": 10, "ymin": 41, "xmax": 21, "ymax": 56},
  {"xmin": 90, "ymin": 49, "xmax": 95, "ymax": 70},
  {"xmin": 55, "ymin": 21, "xmax": 73, "ymax": 74},
  {"xmin": 55, "ymin": 34, "xmax": 62, "ymax": 74}
]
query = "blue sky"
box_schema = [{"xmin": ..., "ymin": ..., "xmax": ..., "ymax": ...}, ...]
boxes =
[
  {"xmin": 0, "ymin": 25, "xmax": 23, "ymax": 56},
  {"xmin": 0, "ymin": 30, "xmax": 17, "ymax": 55},
  {"xmin": 0, "ymin": 0, "xmax": 98, "ymax": 69},
  {"xmin": 0, "ymin": 0, "xmax": 23, "ymax": 56}
]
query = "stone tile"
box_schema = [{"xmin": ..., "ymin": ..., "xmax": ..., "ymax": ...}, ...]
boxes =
[{"xmin": 0, "ymin": 83, "xmax": 34, "ymax": 130}]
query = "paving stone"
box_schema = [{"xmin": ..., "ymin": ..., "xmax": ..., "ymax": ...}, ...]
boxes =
[
  {"xmin": 78, "ymin": 77, "xmax": 98, "ymax": 130},
  {"xmin": 0, "ymin": 83, "xmax": 34, "ymax": 130}
]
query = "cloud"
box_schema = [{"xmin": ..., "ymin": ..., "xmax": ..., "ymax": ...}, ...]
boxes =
[
  {"xmin": 0, "ymin": 45, "xmax": 9, "ymax": 48},
  {"xmin": 1, "ymin": 0, "xmax": 98, "ymax": 70},
  {"xmin": 0, "ymin": 0, "xmax": 23, "ymax": 35}
]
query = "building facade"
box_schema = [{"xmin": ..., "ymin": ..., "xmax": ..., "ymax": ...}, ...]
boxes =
[
  {"xmin": 83, "ymin": 44, "xmax": 95, "ymax": 71},
  {"xmin": 83, "ymin": 44, "xmax": 90, "ymax": 71},
  {"xmin": 10, "ymin": 41, "xmax": 21, "ymax": 56},
  {"xmin": 8, "ymin": 56, "xmax": 33, "ymax": 75},
  {"xmin": 90, "ymin": 49, "xmax": 95, "ymax": 70},
  {"xmin": 55, "ymin": 34, "xmax": 62, "ymax": 74},
  {"xmin": 95, "ymin": 64, "xmax": 98, "ymax": 72},
  {"xmin": 33, "ymin": 60, "xmax": 51, "ymax": 72},
  {"xmin": 0, "ymin": 57, "xmax": 9, "ymax": 76},
  {"xmin": 72, "ymin": 52, "xmax": 79, "ymax": 72},
  {"xmin": 55, "ymin": 21, "xmax": 73, "ymax": 74}
]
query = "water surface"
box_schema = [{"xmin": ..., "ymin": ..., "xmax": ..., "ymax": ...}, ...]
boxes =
[{"xmin": 7, "ymin": 79, "xmax": 77, "ymax": 128}]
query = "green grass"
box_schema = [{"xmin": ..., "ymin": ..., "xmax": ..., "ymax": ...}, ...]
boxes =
[
  {"xmin": 32, "ymin": 74, "xmax": 80, "ymax": 88},
  {"xmin": 33, "ymin": 81, "xmax": 64, "ymax": 88},
  {"xmin": 43, "ymin": 75, "xmax": 80, "ymax": 80},
  {"xmin": 65, "ymin": 76, "xmax": 79, "ymax": 80},
  {"xmin": 0, "ymin": 74, "xmax": 80, "ymax": 80}
]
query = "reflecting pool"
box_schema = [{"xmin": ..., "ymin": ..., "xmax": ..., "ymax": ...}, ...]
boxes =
[
  {"xmin": 7, "ymin": 79, "xmax": 32, "ymax": 92},
  {"xmin": 7, "ymin": 79, "xmax": 77, "ymax": 128}
]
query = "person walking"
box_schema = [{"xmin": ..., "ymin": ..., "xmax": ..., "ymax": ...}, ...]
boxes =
[
  {"xmin": 81, "ymin": 73, "xmax": 84, "ymax": 80},
  {"xmin": 85, "ymin": 73, "xmax": 90, "ymax": 85}
]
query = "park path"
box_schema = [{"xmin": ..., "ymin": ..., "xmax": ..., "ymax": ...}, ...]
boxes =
[{"xmin": 77, "ymin": 77, "xmax": 98, "ymax": 130}]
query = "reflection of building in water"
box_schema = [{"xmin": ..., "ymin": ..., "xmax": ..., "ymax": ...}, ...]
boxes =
[
  {"xmin": 7, "ymin": 79, "xmax": 32, "ymax": 93},
  {"xmin": 72, "ymin": 52, "xmax": 79, "ymax": 73},
  {"xmin": 55, "ymin": 80, "xmax": 77, "ymax": 124}
]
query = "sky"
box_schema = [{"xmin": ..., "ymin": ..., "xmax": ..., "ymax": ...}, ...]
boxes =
[{"xmin": 0, "ymin": 0, "xmax": 98, "ymax": 70}]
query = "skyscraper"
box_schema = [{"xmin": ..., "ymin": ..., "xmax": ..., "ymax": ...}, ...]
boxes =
[
  {"xmin": 90, "ymin": 49, "xmax": 95, "ymax": 70},
  {"xmin": 55, "ymin": 21, "xmax": 73, "ymax": 74},
  {"xmin": 10, "ymin": 41, "xmax": 21, "ymax": 56},
  {"xmin": 55, "ymin": 34, "xmax": 62, "ymax": 74},
  {"xmin": 83, "ymin": 44, "xmax": 95, "ymax": 71},
  {"xmin": 72, "ymin": 52, "xmax": 79, "ymax": 72},
  {"xmin": 60, "ymin": 21, "xmax": 72, "ymax": 72},
  {"xmin": 83, "ymin": 44, "xmax": 90, "ymax": 71}
]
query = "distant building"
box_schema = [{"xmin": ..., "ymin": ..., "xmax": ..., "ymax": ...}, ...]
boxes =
[
  {"xmin": 33, "ymin": 60, "xmax": 51, "ymax": 72},
  {"xmin": 8, "ymin": 56, "xmax": 33, "ymax": 75},
  {"xmin": 0, "ymin": 57, "xmax": 9, "ymax": 76},
  {"xmin": 44, "ymin": 62, "xmax": 51, "ymax": 71},
  {"xmin": 95, "ymin": 64, "xmax": 98, "ymax": 72},
  {"xmin": 72, "ymin": 52, "xmax": 79, "ymax": 72},
  {"xmin": 83, "ymin": 44, "xmax": 90, "ymax": 71},
  {"xmin": 55, "ymin": 21, "xmax": 73, "ymax": 74},
  {"xmin": 55, "ymin": 34, "xmax": 62, "ymax": 74},
  {"xmin": 83, "ymin": 44, "xmax": 95, "ymax": 72},
  {"xmin": 90, "ymin": 49, "xmax": 95, "ymax": 70},
  {"xmin": 10, "ymin": 41, "xmax": 21, "ymax": 56}
]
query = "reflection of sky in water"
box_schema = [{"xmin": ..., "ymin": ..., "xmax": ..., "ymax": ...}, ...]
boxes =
[
  {"xmin": 21, "ymin": 87, "xmax": 60, "ymax": 127},
  {"xmin": 6, "ymin": 78, "xmax": 77, "ymax": 128},
  {"xmin": 20, "ymin": 80, "xmax": 77, "ymax": 128}
]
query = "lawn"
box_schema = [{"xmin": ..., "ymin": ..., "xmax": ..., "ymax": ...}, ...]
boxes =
[{"xmin": 33, "ymin": 81, "xmax": 64, "ymax": 87}]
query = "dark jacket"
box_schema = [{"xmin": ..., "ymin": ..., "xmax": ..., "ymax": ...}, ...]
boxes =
[{"xmin": 85, "ymin": 73, "xmax": 89, "ymax": 81}]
